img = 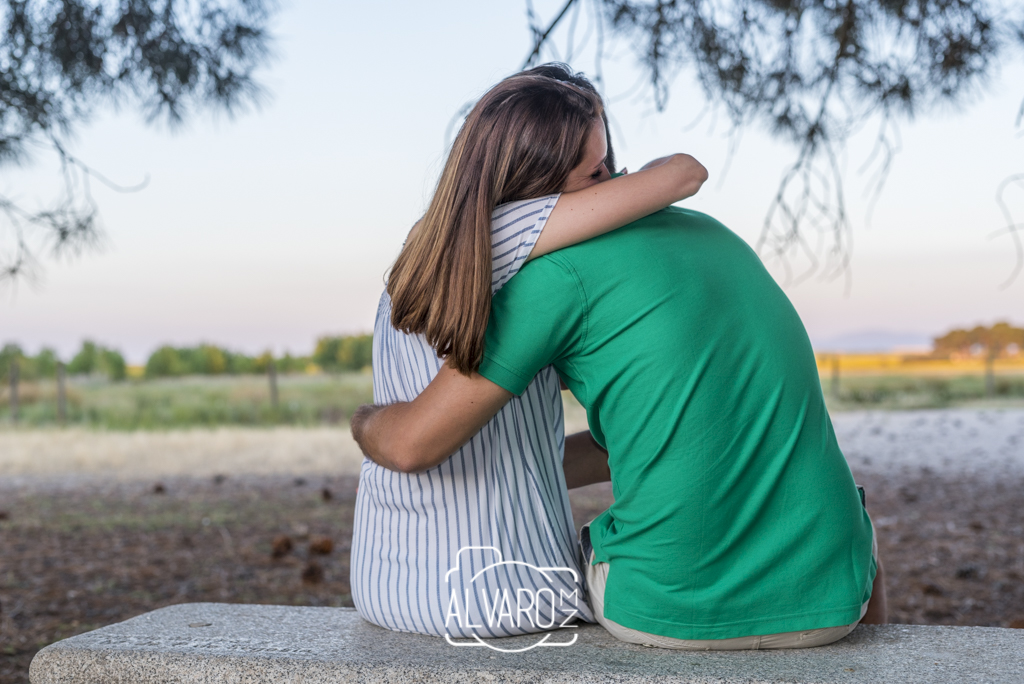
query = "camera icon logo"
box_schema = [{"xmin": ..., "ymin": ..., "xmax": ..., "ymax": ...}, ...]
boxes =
[{"xmin": 444, "ymin": 546, "xmax": 581, "ymax": 652}]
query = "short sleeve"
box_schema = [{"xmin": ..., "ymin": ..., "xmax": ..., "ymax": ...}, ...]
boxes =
[
  {"xmin": 478, "ymin": 255, "xmax": 586, "ymax": 395},
  {"xmin": 490, "ymin": 195, "xmax": 560, "ymax": 293}
]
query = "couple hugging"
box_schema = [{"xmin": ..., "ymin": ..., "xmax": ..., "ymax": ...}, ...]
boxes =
[{"xmin": 349, "ymin": 63, "xmax": 887, "ymax": 650}]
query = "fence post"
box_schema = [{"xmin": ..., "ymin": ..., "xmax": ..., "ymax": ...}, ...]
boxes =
[
  {"xmin": 268, "ymin": 360, "xmax": 279, "ymax": 410},
  {"xmin": 985, "ymin": 354, "xmax": 995, "ymax": 397},
  {"xmin": 9, "ymin": 358, "xmax": 19, "ymax": 424},
  {"xmin": 830, "ymin": 355, "xmax": 840, "ymax": 400},
  {"xmin": 57, "ymin": 362, "xmax": 67, "ymax": 425}
]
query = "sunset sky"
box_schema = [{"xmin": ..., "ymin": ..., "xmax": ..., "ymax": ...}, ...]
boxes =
[{"xmin": 3, "ymin": 0, "xmax": 1023, "ymax": 362}]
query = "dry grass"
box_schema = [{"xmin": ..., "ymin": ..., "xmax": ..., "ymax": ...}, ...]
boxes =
[
  {"xmin": 0, "ymin": 390, "xmax": 586, "ymax": 484},
  {"xmin": 0, "ymin": 427, "xmax": 366, "ymax": 482}
]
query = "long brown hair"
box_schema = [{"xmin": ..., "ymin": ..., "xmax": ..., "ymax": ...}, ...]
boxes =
[{"xmin": 388, "ymin": 69, "xmax": 604, "ymax": 375}]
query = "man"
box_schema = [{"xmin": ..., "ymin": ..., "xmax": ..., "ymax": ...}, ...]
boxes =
[{"xmin": 353, "ymin": 204, "xmax": 887, "ymax": 648}]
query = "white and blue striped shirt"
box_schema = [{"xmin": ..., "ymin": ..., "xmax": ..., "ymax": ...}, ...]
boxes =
[{"xmin": 351, "ymin": 195, "xmax": 594, "ymax": 637}]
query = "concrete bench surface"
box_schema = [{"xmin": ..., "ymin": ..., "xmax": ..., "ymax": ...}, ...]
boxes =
[{"xmin": 29, "ymin": 603, "xmax": 1024, "ymax": 683}]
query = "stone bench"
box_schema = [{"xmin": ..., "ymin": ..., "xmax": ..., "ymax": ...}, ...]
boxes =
[{"xmin": 30, "ymin": 603, "xmax": 1024, "ymax": 683}]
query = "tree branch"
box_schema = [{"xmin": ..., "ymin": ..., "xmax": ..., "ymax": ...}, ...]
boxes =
[
  {"xmin": 522, "ymin": 0, "xmax": 581, "ymax": 69},
  {"xmin": 994, "ymin": 174, "xmax": 1024, "ymax": 289}
]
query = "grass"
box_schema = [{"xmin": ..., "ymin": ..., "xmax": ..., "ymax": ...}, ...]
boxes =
[
  {"xmin": 0, "ymin": 372, "xmax": 374, "ymax": 430},
  {"xmin": 820, "ymin": 372, "xmax": 1024, "ymax": 412},
  {"xmin": 2, "ymin": 367, "xmax": 1024, "ymax": 431}
]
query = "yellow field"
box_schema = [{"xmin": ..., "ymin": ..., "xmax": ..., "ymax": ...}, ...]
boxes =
[{"xmin": 814, "ymin": 353, "xmax": 1024, "ymax": 376}]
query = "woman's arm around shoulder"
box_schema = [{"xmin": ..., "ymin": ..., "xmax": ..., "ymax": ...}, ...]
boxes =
[{"xmin": 529, "ymin": 153, "xmax": 708, "ymax": 259}]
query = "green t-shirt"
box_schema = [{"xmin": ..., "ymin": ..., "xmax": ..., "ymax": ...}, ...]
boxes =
[{"xmin": 478, "ymin": 207, "xmax": 875, "ymax": 640}]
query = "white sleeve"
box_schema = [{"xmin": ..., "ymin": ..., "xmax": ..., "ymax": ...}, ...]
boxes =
[{"xmin": 489, "ymin": 194, "xmax": 560, "ymax": 293}]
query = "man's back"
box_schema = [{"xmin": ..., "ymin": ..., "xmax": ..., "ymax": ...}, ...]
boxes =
[{"xmin": 479, "ymin": 206, "xmax": 875, "ymax": 640}]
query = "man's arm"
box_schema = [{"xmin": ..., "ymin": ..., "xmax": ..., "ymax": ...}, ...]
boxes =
[
  {"xmin": 350, "ymin": 363, "xmax": 514, "ymax": 473},
  {"xmin": 563, "ymin": 431, "xmax": 610, "ymax": 489}
]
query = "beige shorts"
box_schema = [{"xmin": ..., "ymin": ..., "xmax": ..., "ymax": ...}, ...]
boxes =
[{"xmin": 581, "ymin": 518, "xmax": 876, "ymax": 650}]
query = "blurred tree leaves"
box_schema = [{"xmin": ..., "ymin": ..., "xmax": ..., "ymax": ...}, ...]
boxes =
[
  {"xmin": 142, "ymin": 343, "xmax": 316, "ymax": 377},
  {"xmin": 1, "ymin": 336, "xmax": 369, "ymax": 384},
  {"xmin": 1, "ymin": 339, "xmax": 125, "ymax": 380},
  {"xmin": 0, "ymin": 0, "xmax": 275, "ymax": 283},
  {"xmin": 68, "ymin": 339, "xmax": 126, "ymax": 379},
  {"xmin": 312, "ymin": 335, "xmax": 372, "ymax": 373},
  {"xmin": 934, "ymin": 321, "xmax": 1024, "ymax": 358},
  {"xmin": 525, "ymin": 0, "xmax": 1024, "ymax": 284}
]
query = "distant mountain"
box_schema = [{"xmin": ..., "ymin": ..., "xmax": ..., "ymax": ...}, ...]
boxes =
[{"xmin": 812, "ymin": 330, "xmax": 933, "ymax": 353}]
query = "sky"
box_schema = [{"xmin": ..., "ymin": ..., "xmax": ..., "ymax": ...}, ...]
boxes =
[{"xmin": 2, "ymin": 0, "xmax": 1023, "ymax": 362}]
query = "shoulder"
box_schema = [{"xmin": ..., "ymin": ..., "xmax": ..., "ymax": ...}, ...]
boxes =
[
  {"xmin": 507, "ymin": 250, "xmax": 578, "ymax": 284},
  {"xmin": 491, "ymin": 195, "xmax": 559, "ymax": 221},
  {"xmin": 491, "ymin": 251, "xmax": 584, "ymax": 312},
  {"xmin": 490, "ymin": 194, "xmax": 562, "ymax": 291},
  {"xmin": 491, "ymin": 195, "xmax": 560, "ymax": 235}
]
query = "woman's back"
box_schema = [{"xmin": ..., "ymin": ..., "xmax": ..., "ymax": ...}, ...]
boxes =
[{"xmin": 351, "ymin": 196, "xmax": 593, "ymax": 637}]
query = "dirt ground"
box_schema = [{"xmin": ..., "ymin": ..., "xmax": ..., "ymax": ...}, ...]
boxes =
[{"xmin": 2, "ymin": 468, "xmax": 1024, "ymax": 684}]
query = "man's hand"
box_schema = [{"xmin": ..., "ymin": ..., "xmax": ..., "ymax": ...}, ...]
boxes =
[
  {"xmin": 349, "ymin": 363, "xmax": 514, "ymax": 473},
  {"xmin": 563, "ymin": 431, "xmax": 611, "ymax": 489},
  {"xmin": 350, "ymin": 401, "xmax": 422, "ymax": 472},
  {"xmin": 350, "ymin": 403, "xmax": 384, "ymax": 456}
]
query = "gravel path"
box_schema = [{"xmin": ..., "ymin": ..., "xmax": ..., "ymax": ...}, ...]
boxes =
[{"xmin": 832, "ymin": 409, "xmax": 1024, "ymax": 479}]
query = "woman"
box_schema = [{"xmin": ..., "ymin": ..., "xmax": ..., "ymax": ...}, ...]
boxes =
[{"xmin": 350, "ymin": 64, "xmax": 706, "ymax": 638}]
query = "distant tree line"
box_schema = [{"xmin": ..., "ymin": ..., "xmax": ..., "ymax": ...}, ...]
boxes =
[
  {"xmin": 1, "ymin": 341, "xmax": 126, "ymax": 381},
  {"xmin": 1, "ymin": 334, "xmax": 374, "ymax": 382},
  {"xmin": 933, "ymin": 322, "xmax": 1024, "ymax": 360},
  {"xmin": 312, "ymin": 335, "xmax": 372, "ymax": 373},
  {"xmin": 143, "ymin": 345, "xmax": 303, "ymax": 378}
]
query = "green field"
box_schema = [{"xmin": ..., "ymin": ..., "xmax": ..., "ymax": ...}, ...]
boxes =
[
  {"xmin": 0, "ymin": 372, "xmax": 374, "ymax": 430},
  {"xmin": 2, "ymin": 369, "xmax": 1024, "ymax": 430},
  {"xmin": 819, "ymin": 371, "xmax": 1024, "ymax": 411}
]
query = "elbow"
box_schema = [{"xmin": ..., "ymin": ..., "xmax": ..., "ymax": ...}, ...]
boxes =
[
  {"xmin": 386, "ymin": 435, "xmax": 446, "ymax": 474},
  {"xmin": 392, "ymin": 456, "xmax": 445, "ymax": 475},
  {"xmin": 392, "ymin": 459, "xmax": 422, "ymax": 475},
  {"xmin": 353, "ymin": 402, "xmax": 446, "ymax": 474},
  {"xmin": 670, "ymin": 153, "xmax": 708, "ymax": 200},
  {"xmin": 391, "ymin": 453, "xmax": 431, "ymax": 474}
]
